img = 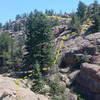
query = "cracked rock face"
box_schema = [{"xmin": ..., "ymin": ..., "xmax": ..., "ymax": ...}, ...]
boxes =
[
  {"xmin": 0, "ymin": 75, "xmax": 49, "ymax": 100},
  {"xmin": 76, "ymin": 63, "xmax": 100, "ymax": 93},
  {"xmin": 57, "ymin": 32, "xmax": 100, "ymax": 68}
]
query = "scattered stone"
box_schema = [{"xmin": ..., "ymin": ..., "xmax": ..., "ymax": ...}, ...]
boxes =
[
  {"xmin": 59, "ymin": 67, "xmax": 71, "ymax": 73},
  {"xmin": 91, "ymin": 52, "xmax": 100, "ymax": 65},
  {"xmin": 68, "ymin": 70, "xmax": 80, "ymax": 81},
  {"xmin": 60, "ymin": 74, "xmax": 72, "ymax": 87},
  {"xmin": 59, "ymin": 81, "xmax": 66, "ymax": 88},
  {"xmin": 48, "ymin": 74, "xmax": 57, "ymax": 81},
  {"xmin": 65, "ymin": 92, "xmax": 77, "ymax": 100}
]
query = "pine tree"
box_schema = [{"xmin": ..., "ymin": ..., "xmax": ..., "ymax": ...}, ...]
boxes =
[
  {"xmin": 77, "ymin": 1, "xmax": 87, "ymax": 23},
  {"xmin": 0, "ymin": 33, "xmax": 13, "ymax": 73},
  {"xmin": 70, "ymin": 12, "xmax": 81, "ymax": 34},
  {"xmin": 4, "ymin": 22, "xmax": 9, "ymax": 30},
  {"xmin": 16, "ymin": 14, "xmax": 21, "ymax": 20},
  {"xmin": 45, "ymin": 9, "xmax": 54, "ymax": 16},
  {"xmin": 0, "ymin": 23, "xmax": 2, "ymax": 29},
  {"xmin": 45, "ymin": 9, "xmax": 48, "ymax": 15},
  {"xmin": 93, "ymin": 0, "xmax": 100, "ymax": 32},
  {"xmin": 14, "ymin": 23, "xmax": 21, "ymax": 32},
  {"xmin": 31, "ymin": 61, "xmax": 45, "ymax": 92},
  {"xmin": 25, "ymin": 10, "xmax": 54, "ymax": 74},
  {"xmin": 49, "ymin": 74, "xmax": 66, "ymax": 100}
]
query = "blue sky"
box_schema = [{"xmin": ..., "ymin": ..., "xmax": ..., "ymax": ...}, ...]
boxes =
[{"xmin": 0, "ymin": 0, "xmax": 100, "ymax": 24}]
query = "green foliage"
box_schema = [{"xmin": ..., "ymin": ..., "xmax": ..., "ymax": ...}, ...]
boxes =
[
  {"xmin": 31, "ymin": 61, "xmax": 45, "ymax": 93},
  {"xmin": 77, "ymin": 1, "xmax": 87, "ymax": 23},
  {"xmin": 0, "ymin": 23, "xmax": 2, "ymax": 29},
  {"xmin": 0, "ymin": 32, "xmax": 23, "ymax": 73},
  {"xmin": 16, "ymin": 14, "xmax": 22, "ymax": 20},
  {"xmin": 70, "ymin": 12, "xmax": 81, "ymax": 34},
  {"xmin": 49, "ymin": 74, "xmax": 66, "ymax": 100},
  {"xmin": 11, "ymin": 43, "xmax": 23, "ymax": 71},
  {"xmin": 76, "ymin": 56, "xmax": 81, "ymax": 63},
  {"xmin": 75, "ymin": 56, "xmax": 84, "ymax": 69},
  {"xmin": 70, "ymin": 84, "xmax": 90, "ymax": 100},
  {"xmin": 84, "ymin": 51, "xmax": 90, "ymax": 63},
  {"xmin": 93, "ymin": 0, "xmax": 100, "ymax": 32},
  {"xmin": 0, "ymin": 33, "xmax": 12, "ymax": 53},
  {"xmin": 4, "ymin": 22, "xmax": 9, "ymax": 30},
  {"xmin": 14, "ymin": 23, "xmax": 21, "ymax": 32},
  {"xmin": 45, "ymin": 9, "xmax": 54, "ymax": 16},
  {"xmin": 25, "ymin": 10, "xmax": 55, "ymax": 93},
  {"xmin": 0, "ymin": 33, "xmax": 12, "ymax": 72},
  {"xmin": 25, "ymin": 10, "xmax": 54, "ymax": 73},
  {"xmin": 73, "ymin": 4, "xmax": 87, "ymax": 32},
  {"xmin": 22, "ymin": 13, "xmax": 28, "ymax": 18},
  {"xmin": 86, "ymin": 0, "xmax": 100, "ymax": 33}
]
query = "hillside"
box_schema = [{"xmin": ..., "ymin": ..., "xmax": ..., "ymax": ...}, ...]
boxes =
[{"xmin": 0, "ymin": 1, "xmax": 100, "ymax": 100}]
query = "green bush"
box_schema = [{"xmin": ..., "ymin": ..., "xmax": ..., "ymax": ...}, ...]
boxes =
[{"xmin": 49, "ymin": 74, "xmax": 66, "ymax": 100}]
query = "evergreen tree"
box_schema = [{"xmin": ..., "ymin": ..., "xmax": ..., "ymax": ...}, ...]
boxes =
[
  {"xmin": 11, "ymin": 41, "xmax": 23, "ymax": 73},
  {"xmin": 0, "ymin": 23, "xmax": 2, "ymax": 29},
  {"xmin": 31, "ymin": 61, "xmax": 45, "ymax": 92},
  {"xmin": 25, "ymin": 10, "xmax": 54, "ymax": 73},
  {"xmin": 23, "ymin": 13, "xmax": 27, "ymax": 18},
  {"xmin": 45, "ymin": 9, "xmax": 48, "ymax": 15},
  {"xmin": 16, "ymin": 14, "xmax": 21, "ymax": 20},
  {"xmin": 70, "ymin": 12, "xmax": 81, "ymax": 34},
  {"xmin": 0, "ymin": 33, "xmax": 13, "ymax": 73},
  {"xmin": 4, "ymin": 22, "xmax": 9, "ymax": 30},
  {"xmin": 14, "ymin": 23, "xmax": 21, "ymax": 31},
  {"xmin": 0, "ymin": 32, "xmax": 23, "ymax": 73},
  {"xmin": 59, "ymin": 10, "xmax": 62, "ymax": 15},
  {"xmin": 93, "ymin": 0, "xmax": 100, "ymax": 32},
  {"xmin": 77, "ymin": 1, "xmax": 87, "ymax": 23},
  {"xmin": 45, "ymin": 9, "xmax": 54, "ymax": 16},
  {"xmin": 49, "ymin": 74, "xmax": 66, "ymax": 100},
  {"xmin": 64, "ymin": 12, "xmax": 67, "ymax": 14}
]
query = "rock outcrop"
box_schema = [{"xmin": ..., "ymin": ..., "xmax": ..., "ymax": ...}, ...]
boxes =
[
  {"xmin": 76, "ymin": 63, "xmax": 100, "ymax": 93},
  {"xmin": 54, "ymin": 26, "xmax": 100, "ymax": 99},
  {"xmin": 53, "ymin": 25, "xmax": 66, "ymax": 37},
  {"xmin": 56, "ymin": 32, "xmax": 100, "ymax": 68},
  {"xmin": 0, "ymin": 75, "xmax": 49, "ymax": 100}
]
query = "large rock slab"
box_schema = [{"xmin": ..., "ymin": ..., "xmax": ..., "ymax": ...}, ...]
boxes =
[
  {"xmin": 63, "ymin": 33, "xmax": 100, "ymax": 59},
  {"xmin": 76, "ymin": 63, "xmax": 100, "ymax": 93},
  {"xmin": 59, "ymin": 32, "xmax": 100, "ymax": 66},
  {"xmin": 63, "ymin": 36, "xmax": 95, "ymax": 55},
  {"xmin": 0, "ymin": 75, "xmax": 49, "ymax": 100}
]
